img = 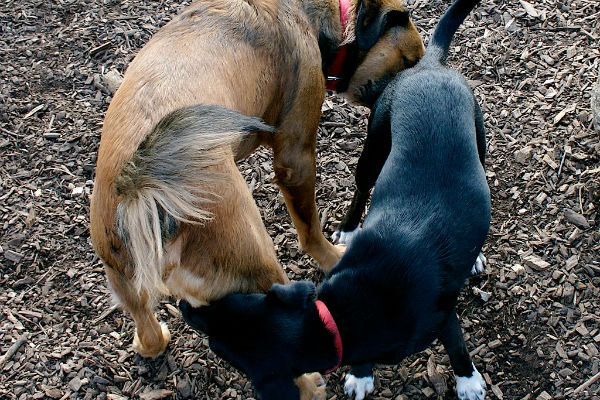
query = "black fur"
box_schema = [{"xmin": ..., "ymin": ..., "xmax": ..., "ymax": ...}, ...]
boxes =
[{"xmin": 180, "ymin": 1, "xmax": 488, "ymax": 399}]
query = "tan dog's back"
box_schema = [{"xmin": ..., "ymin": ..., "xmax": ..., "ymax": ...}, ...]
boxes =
[{"xmin": 89, "ymin": 0, "xmax": 330, "ymax": 360}]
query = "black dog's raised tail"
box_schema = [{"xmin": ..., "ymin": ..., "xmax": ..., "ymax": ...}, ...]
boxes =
[{"xmin": 424, "ymin": 0, "xmax": 481, "ymax": 65}]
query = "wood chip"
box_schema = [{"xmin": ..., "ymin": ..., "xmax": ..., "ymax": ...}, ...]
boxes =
[
  {"xmin": 553, "ymin": 104, "xmax": 576, "ymax": 125},
  {"xmin": 574, "ymin": 371, "xmax": 600, "ymax": 395},
  {"xmin": 102, "ymin": 69, "xmax": 124, "ymax": 94},
  {"xmin": 491, "ymin": 384, "xmax": 504, "ymax": 399},
  {"xmin": 565, "ymin": 210, "xmax": 590, "ymax": 229},
  {"xmin": 13, "ymin": 276, "xmax": 34, "ymax": 288},
  {"xmin": 565, "ymin": 255, "xmax": 578, "ymax": 270},
  {"xmin": 22, "ymin": 104, "xmax": 44, "ymax": 120},
  {"xmin": 89, "ymin": 41, "xmax": 112, "ymax": 56},
  {"xmin": 542, "ymin": 154, "xmax": 558, "ymax": 169},
  {"xmin": 426, "ymin": 355, "xmax": 447, "ymax": 395},
  {"xmin": 165, "ymin": 303, "xmax": 181, "ymax": 317},
  {"xmin": 473, "ymin": 287, "xmax": 492, "ymax": 301},
  {"xmin": 522, "ymin": 255, "xmax": 551, "ymax": 271},
  {"xmin": 519, "ymin": 0, "xmax": 540, "ymax": 18},
  {"xmin": 592, "ymin": 83, "xmax": 600, "ymax": 131},
  {"xmin": 4, "ymin": 249, "xmax": 23, "ymax": 263},
  {"xmin": 535, "ymin": 192, "xmax": 547, "ymax": 205},
  {"xmin": 0, "ymin": 333, "xmax": 28, "ymax": 370},
  {"xmin": 68, "ymin": 376, "xmax": 83, "ymax": 392},
  {"xmin": 536, "ymin": 391, "xmax": 552, "ymax": 400},
  {"xmin": 139, "ymin": 389, "xmax": 174, "ymax": 400},
  {"xmin": 107, "ymin": 395, "xmax": 128, "ymax": 400}
]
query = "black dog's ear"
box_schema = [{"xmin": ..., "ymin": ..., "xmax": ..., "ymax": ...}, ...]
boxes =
[
  {"xmin": 356, "ymin": 0, "xmax": 411, "ymax": 50},
  {"xmin": 386, "ymin": 9, "xmax": 410, "ymax": 28},
  {"xmin": 266, "ymin": 281, "xmax": 316, "ymax": 309},
  {"xmin": 179, "ymin": 300, "xmax": 211, "ymax": 334}
]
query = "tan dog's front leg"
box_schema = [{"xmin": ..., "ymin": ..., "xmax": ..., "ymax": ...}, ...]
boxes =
[
  {"xmin": 295, "ymin": 372, "xmax": 326, "ymax": 400},
  {"xmin": 273, "ymin": 145, "xmax": 344, "ymax": 271}
]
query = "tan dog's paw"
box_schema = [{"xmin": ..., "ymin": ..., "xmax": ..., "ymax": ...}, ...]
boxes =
[
  {"xmin": 296, "ymin": 372, "xmax": 326, "ymax": 400},
  {"xmin": 315, "ymin": 242, "xmax": 346, "ymax": 272},
  {"xmin": 132, "ymin": 321, "xmax": 171, "ymax": 358},
  {"xmin": 309, "ymin": 385, "xmax": 326, "ymax": 400}
]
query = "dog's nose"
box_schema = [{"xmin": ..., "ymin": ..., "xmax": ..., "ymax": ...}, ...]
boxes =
[{"xmin": 178, "ymin": 299, "xmax": 190, "ymax": 316}]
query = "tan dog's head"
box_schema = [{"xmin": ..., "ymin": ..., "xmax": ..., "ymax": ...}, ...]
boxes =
[{"xmin": 340, "ymin": 0, "xmax": 424, "ymax": 106}]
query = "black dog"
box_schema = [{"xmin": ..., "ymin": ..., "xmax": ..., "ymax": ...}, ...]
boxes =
[{"xmin": 179, "ymin": 1, "xmax": 489, "ymax": 399}]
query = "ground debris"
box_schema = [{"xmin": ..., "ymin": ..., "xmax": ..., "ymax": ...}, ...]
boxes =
[{"xmin": 0, "ymin": 0, "xmax": 598, "ymax": 399}]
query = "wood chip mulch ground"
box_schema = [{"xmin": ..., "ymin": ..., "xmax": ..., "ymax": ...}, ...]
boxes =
[{"xmin": 1, "ymin": 0, "xmax": 599, "ymax": 399}]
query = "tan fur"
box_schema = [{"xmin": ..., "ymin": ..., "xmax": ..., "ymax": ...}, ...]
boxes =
[
  {"xmin": 295, "ymin": 373, "xmax": 326, "ymax": 400},
  {"xmin": 346, "ymin": 18, "xmax": 424, "ymax": 103},
  {"xmin": 90, "ymin": 0, "xmax": 423, "ymax": 382}
]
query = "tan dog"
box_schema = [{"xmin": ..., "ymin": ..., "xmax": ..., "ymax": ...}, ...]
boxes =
[{"xmin": 90, "ymin": 0, "xmax": 422, "ymax": 371}]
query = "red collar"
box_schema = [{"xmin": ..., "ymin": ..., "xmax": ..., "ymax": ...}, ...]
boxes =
[
  {"xmin": 315, "ymin": 300, "xmax": 343, "ymax": 373},
  {"xmin": 326, "ymin": 0, "xmax": 351, "ymax": 91},
  {"xmin": 338, "ymin": 0, "xmax": 350, "ymax": 31}
]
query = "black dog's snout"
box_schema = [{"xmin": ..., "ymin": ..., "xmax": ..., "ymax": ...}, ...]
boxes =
[
  {"xmin": 178, "ymin": 299, "xmax": 195, "ymax": 326},
  {"xmin": 178, "ymin": 299, "xmax": 190, "ymax": 315},
  {"xmin": 178, "ymin": 299, "xmax": 210, "ymax": 334}
]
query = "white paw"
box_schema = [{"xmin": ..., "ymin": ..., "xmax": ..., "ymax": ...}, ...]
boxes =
[
  {"xmin": 470, "ymin": 253, "xmax": 486, "ymax": 275},
  {"xmin": 344, "ymin": 374, "xmax": 374, "ymax": 400},
  {"xmin": 456, "ymin": 365, "xmax": 486, "ymax": 400},
  {"xmin": 332, "ymin": 227, "xmax": 360, "ymax": 245}
]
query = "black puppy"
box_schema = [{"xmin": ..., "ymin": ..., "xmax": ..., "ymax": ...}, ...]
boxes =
[{"xmin": 179, "ymin": 1, "xmax": 489, "ymax": 399}]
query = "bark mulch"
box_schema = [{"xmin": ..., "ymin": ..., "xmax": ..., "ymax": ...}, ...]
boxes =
[{"xmin": 1, "ymin": 0, "xmax": 599, "ymax": 399}]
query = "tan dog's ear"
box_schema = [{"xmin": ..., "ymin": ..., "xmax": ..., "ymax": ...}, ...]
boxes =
[{"xmin": 356, "ymin": 0, "xmax": 410, "ymax": 50}]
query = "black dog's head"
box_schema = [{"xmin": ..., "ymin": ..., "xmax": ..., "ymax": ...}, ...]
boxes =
[{"xmin": 179, "ymin": 281, "xmax": 322, "ymax": 398}]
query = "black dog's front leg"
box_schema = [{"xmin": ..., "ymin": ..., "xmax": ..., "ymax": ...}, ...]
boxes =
[
  {"xmin": 256, "ymin": 375, "xmax": 301, "ymax": 400},
  {"xmin": 333, "ymin": 110, "xmax": 391, "ymax": 244},
  {"xmin": 439, "ymin": 312, "xmax": 486, "ymax": 400},
  {"xmin": 344, "ymin": 363, "xmax": 375, "ymax": 400}
]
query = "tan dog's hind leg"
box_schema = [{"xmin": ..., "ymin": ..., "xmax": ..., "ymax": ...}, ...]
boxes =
[
  {"xmin": 105, "ymin": 266, "xmax": 170, "ymax": 358},
  {"xmin": 295, "ymin": 372, "xmax": 326, "ymax": 400},
  {"xmin": 131, "ymin": 310, "xmax": 171, "ymax": 358}
]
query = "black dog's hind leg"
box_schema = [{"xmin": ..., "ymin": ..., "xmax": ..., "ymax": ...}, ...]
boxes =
[
  {"xmin": 439, "ymin": 312, "xmax": 486, "ymax": 400},
  {"xmin": 332, "ymin": 112, "xmax": 392, "ymax": 244},
  {"xmin": 344, "ymin": 363, "xmax": 375, "ymax": 400},
  {"xmin": 471, "ymin": 95, "xmax": 487, "ymax": 275}
]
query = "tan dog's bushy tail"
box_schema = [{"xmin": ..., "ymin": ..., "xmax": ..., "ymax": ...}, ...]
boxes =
[{"xmin": 114, "ymin": 104, "xmax": 274, "ymax": 305}]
